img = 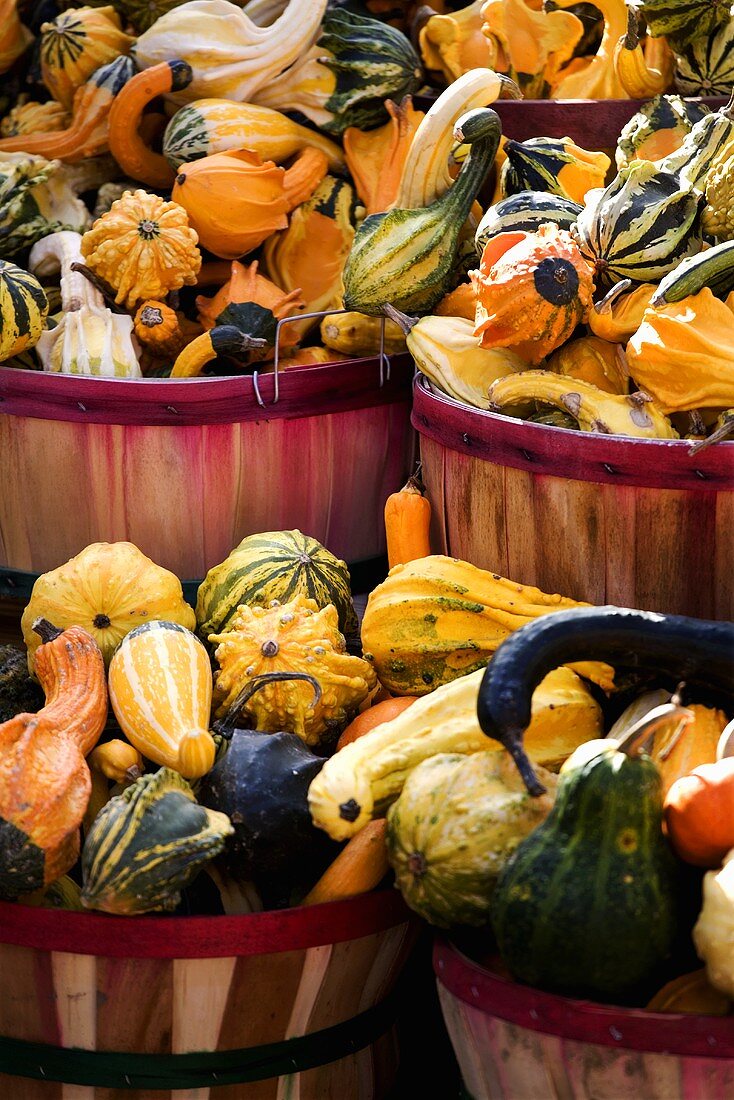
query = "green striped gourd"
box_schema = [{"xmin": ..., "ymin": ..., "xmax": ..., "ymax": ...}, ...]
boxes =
[
  {"xmin": 163, "ymin": 100, "xmax": 345, "ymax": 170},
  {"xmin": 81, "ymin": 768, "xmax": 233, "ymax": 915},
  {"xmin": 499, "ymin": 137, "xmax": 610, "ymax": 205},
  {"xmin": 674, "ymin": 18, "xmax": 734, "ymax": 96},
  {"xmin": 342, "ymin": 107, "xmax": 502, "ymax": 316},
  {"xmin": 631, "ymin": 0, "xmax": 731, "ymax": 48},
  {"xmin": 653, "ymin": 239, "xmax": 734, "ymax": 304},
  {"xmin": 490, "ymin": 738, "xmax": 679, "ymax": 999},
  {"xmin": 0, "ymin": 260, "xmax": 48, "ymax": 362},
  {"xmin": 196, "ymin": 530, "xmax": 357, "ymax": 640},
  {"xmin": 659, "ymin": 92, "xmax": 734, "ymax": 192},
  {"xmin": 252, "ymin": 9, "xmax": 422, "ymax": 134},
  {"xmin": 475, "ymin": 192, "xmax": 582, "ymax": 256},
  {"xmin": 616, "ymin": 95, "xmax": 710, "ymax": 170},
  {"xmin": 573, "ymin": 160, "xmax": 702, "ymax": 287}
]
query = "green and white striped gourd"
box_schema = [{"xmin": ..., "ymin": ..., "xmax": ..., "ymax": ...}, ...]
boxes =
[
  {"xmin": 475, "ymin": 192, "xmax": 582, "ymax": 256},
  {"xmin": 674, "ymin": 17, "xmax": 734, "ymax": 96},
  {"xmin": 616, "ymin": 95, "xmax": 710, "ymax": 170},
  {"xmin": 653, "ymin": 239, "xmax": 734, "ymax": 304},
  {"xmin": 81, "ymin": 768, "xmax": 233, "ymax": 915},
  {"xmin": 573, "ymin": 160, "xmax": 702, "ymax": 287},
  {"xmin": 196, "ymin": 529, "xmax": 357, "ymax": 640},
  {"xmin": 631, "ymin": 0, "xmax": 731, "ymax": 48},
  {"xmin": 252, "ymin": 9, "xmax": 423, "ymax": 134},
  {"xmin": 0, "ymin": 260, "xmax": 48, "ymax": 362},
  {"xmin": 659, "ymin": 92, "xmax": 734, "ymax": 192},
  {"xmin": 342, "ymin": 107, "xmax": 502, "ymax": 316}
]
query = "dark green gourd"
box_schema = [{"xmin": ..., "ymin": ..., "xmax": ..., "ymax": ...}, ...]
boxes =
[
  {"xmin": 342, "ymin": 107, "xmax": 502, "ymax": 316},
  {"xmin": 0, "ymin": 646, "xmax": 44, "ymax": 723}
]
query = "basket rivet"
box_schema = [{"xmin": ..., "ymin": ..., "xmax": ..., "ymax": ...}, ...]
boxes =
[{"xmin": 609, "ymin": 1027, "xmax": 623, "ymax": 1042}]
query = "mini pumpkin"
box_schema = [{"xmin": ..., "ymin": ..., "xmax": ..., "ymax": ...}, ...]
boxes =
[
  {"xmin": 471, "ymin": 223, "xmax": 595, "ymax": 364},
  {"xmin": 40, "ymin": 6, "xmax": 134, "ymax": 110},
  {"xmin": 80, "ymin": 190, "xmax": 202, "ymax": 310},
  {"xmin": 210, "ymin": 595, "xmax": 377, "ymax": 748},
  {"xmin": 133, "ymin": 300, "xmax": 189, "ymax": 359}
]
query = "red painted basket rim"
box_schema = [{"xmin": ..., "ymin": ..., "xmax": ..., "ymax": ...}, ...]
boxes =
[
  {"xmin": 434, "ymin": 938, "xmax": 734, "ymax": 1059},
  {"xmin": 0, "ymin": 889, "xmax": 410, "ymax": 959},
  {"xmin": 412, "ymin": 375, "xmax": 734, "ymax": 492},
  {"xmin": 0, "ymin": 355, "xmax": 413, "ymax": 427}
]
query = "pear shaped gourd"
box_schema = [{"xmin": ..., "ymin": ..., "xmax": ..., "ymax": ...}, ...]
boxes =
[{"xmin": 342, "ymin": 107, "xmax": 502, "ymax": 316}]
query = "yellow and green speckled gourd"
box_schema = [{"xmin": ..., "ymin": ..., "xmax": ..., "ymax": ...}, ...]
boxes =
[
  {"xmin": 210, "ymin": 595, "xmax": 376, "ymax": 747},
  {"xmin": 108, "ymin": 621, "xmax": 217, "ymax": 781},
  {"xmin": 81, "ymin": 767, "xmax": 233, "ymax": 914}
]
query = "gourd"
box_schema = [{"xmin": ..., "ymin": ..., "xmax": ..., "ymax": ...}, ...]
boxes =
[
  {"xmin": 616, "ymin": 95, "xmax": 709, "ymax": 170},
  {"xmin": 488, "ymin": 371, "xmax": 677, "ymax": 438},
  {"xmin": 547, "ymin": 335, "xmax": 628, "ymax": 396},
  {"xmin": 387, "ymin": 752, "xmax": 558, "ymax": 927},
  {"xmin": 481, "ymin": 0, "xmax": 583, "ymax": 97},
  {"xmin": 344, "ymin": 97, "xmax": 423, "ymax": 216},
  {"xmin": 134, "ymin": 0, "xmax": 329, "ymax": 104},
  {"xmin": 1, "ymin": 100, "xmax": 69, "ymax": 139},
  {"xmin": 614, "ymin": 9, "xmax": 674, "ymax": 99},
  {"xmin": 342, "ymin": 107, "xmax": 501, "ymax": 316},
  {"xmin": 360, "ymin": 554, "xmax": 609, "ymax": 697},
  {"xmin": 0, "ymin": 151, "xmax": 90, "ymax": 257},
  {"xmin": 627, "ymin": 290, "xmax": 734, "ymax": 413},
  {"xmin": 548, "ymin": 0, "xmax": 629, "ymax": 100},
  {"xmin": 262, "ymin": 177, "xmax": 355, "ymax": 335},
  {"xmin": 588, "ymin": 279, "xmax": 656, "ymax": 341},
  {"xmin": 435, "ymin": 282, "xmax": 475, "ymax": 319},
  {"xmin": 81, "ymin": 768, "xmax": 233, "ymax": 915},
  {"xmin": 659, "ymin": 93, "xmax": 734, "ymax": 193},
  {"xmin": 633, "ymin": 0, "xmax": 730, "ymax": 48},
  {"xmin": 703, "ymin": 151, "xmax": 734, "ymax": 241},
  {"xmin": 308, "ymin": 665, "xmax": 602, "ymax": 841},
  {"xmin": 384, "ymin": 476, "xmax": 432, "ymax": 570},
  {"xmin": 693, "ymin": 851, "xmax": 734, "ymax": 999},
  {"xmin": 196, "ymin": 259, "xmax": 303, "ymax": 357},
  {"xmin": 252, "ymin": 9, "xmax": 422, "ymax": 135},
  {"xmin": 40, "ymin": 6, "xmax": 134, "ymax": 110},
  {"xmin": 420, "ymin": 1, "xmax": 492, "ymax": 84},
  {"xmin": 674, "ymin": 17, "xmax": 734, "ymax": 96},
  {"xmin": 476, "ymin": 606, "xmax": 734, "ymax": 798},
  {"xmin": 646, "ymin": 970, "xmax": 730, "ymax": 1015},
  {"xmin": 651, "ymin": 704, "xmax": 728, "ymax": 796},
  {"xmin": 303, "ymin": 819, "xmax": 389, "ymax": 906},
  {"xmin": 475, "ymin": 192, "xmax": 582, "ymax": 256},
  {"xmin": 652, "ymin": 241, "xmax": 734, "ymax": 305},
  {"xmin": 0, "ymin": 56, "xmax": 135, "ymax": 162},
  {"xmin": 21, "ymin": 875, "xmax": 84, "ymax": 911},
  {"xmin": 320, "ymin": 311, "xmax": 407, "ymax": 356},
  {"xmin": 0, "ymin": 259, "xmax": 48, "ymax": 363},
  {"xmin": 500, "ymin": 138, "xmax": 610, "ymax": 205},
  {"xmin": 386, "ymin": 308, "xmax": 524, "ymax": 409},
  {"xmin": 209, "ymin": 596, "xmax": 376, "ymax": 747},
  {"xmin": 393, "ymin": 68, "xmax": 517, "ymax": 209},
  {"xmin": 171, "ymin": 148, "xmax": 327, "ymax": 260},
  {"xmin": 665, "ymin": 755, "xmax": 734, "ymax": 867},
  {"xmin": 472, "ymin": 225, "xmax": 595, "ymax": 366},
  {"xmin": 30, "ymin": 230, "xmax": 141, "ymax": 378},
  {"xmin": 196, "ymin": 529, "xmax": 358, "ymax": 640},
  {"xmin": 0, "ymin": 620, "xmax": 107, "ymax": 899},
  {"xmin": 21, "ymin": 541, "xmax": 196, "ymax": 671},
  {"xmin": 83, "ymin": 740, "xmax": 143, "ymax": 833},
  {"xmin": 80, "ymin": 189, "xmax": 202, "ymax": 310},
  {"xmin": 133, "ymin": 300, "xmax": 189, "ymax": 359},
  {"xmin": 163, "ymin": 99, "xmax": 345, "ymax": 172},
  {"xmin": 109, "ymin": 621, "xmax": 217, "ymax": 780},
  {"xmin": 170, "ymin": 325, "xmax": 268, "ymax": 377},
  {"xmin": 573, "ymin": 160, "xmax": 702, "ymax": 288},
  {"xmin": 0, "ymin": 0, "xmax": 32, "ymax": 76},
  {"xmin": 107, "ymin": 61, "xmax": 195, "ymax": 190},
  {"xmin": 0, "ymin": 646, "xmax": 44, "ymax": 724},
  {"xmin": 490, "ymin": 732, "xmax": 679, "ymax": 999},
  {"xmin": 336, "ymin": 696, "xmax": 418, "ymax": 751}
]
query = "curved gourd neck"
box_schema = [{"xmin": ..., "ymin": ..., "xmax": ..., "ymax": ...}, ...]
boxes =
[{"xmin": 432, "ymin": 109, "xmax": 500, "ymax": 225}]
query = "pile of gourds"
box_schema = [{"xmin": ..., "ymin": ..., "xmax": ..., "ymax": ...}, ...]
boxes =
[{"xmin": 0, "ymin": 0, "xmax": 732, "ymax": 400}]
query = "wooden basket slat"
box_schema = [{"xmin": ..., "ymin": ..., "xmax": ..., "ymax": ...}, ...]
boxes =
[
  {"xmin": 216, "ymin": 950, "xmax": 306, "ymax": 1053},
  {"xmin": 0, "ymin": 1073, "xmax": 62, "ymax": 1100},
  {"xmin": 95, "ymin": 957, "xmax": 173, "ymax": 1054},
  {"xmin": 0, "ymin": 944, "xmax": 58, "ymax": 1045}
]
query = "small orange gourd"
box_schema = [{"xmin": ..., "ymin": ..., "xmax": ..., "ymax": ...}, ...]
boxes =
[
  {"xmin": 665, "ymin": 756, "xmax": 734, "ymax": 867},
  {"xmin": 303, "ymin": 819, "xmax": 390, "ymax": 905},
  {"xmin": 336, "ymin": 696, "xmax": 418, "ymax": 750},
  {"xmin": 133, "ymin": 300, "xmax": 188, "ymax": 359},
  {"xmin": 384, "ymin": 475, "xmax": 432, "ymax": 570},
  {"xmin": 0, "ymin": 619, "xmax": 108, "ymax": 899}
]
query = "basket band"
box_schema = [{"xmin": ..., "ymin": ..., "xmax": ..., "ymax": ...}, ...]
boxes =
[{"xmin": 0, "ymin": 991, "xmax": 398, "ymax": 1089}]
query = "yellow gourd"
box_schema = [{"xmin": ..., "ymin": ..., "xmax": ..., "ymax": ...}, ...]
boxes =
[
  {"xmin": 420, "ymin": 0, "xmax": 496, "ymax": 84},
  {"xmin": 320, "ymin": 312, "xmax": 407, "ymax": 356},
  {"xmin": 40, "ymin": 6, "xmax": 134, "ymax": 110},
  {"xmin": 614, "ymin": 9, "xmax": 674, "ymax": 99},
  {"xmin": 588, "ymin": 281, "xmax": 657, "ymax": 342},
  {"xmin": 547, "ymin": 335, "xmax": 629, "ymax": 395},
  {"xmin": 549, "ymin": 0, "xmax": 629, "ymax": 100}
]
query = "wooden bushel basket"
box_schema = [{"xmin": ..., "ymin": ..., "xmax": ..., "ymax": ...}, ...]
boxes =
[
  {"xmin": 0, "ymin": 890, "xmax": 415, "ymax": 1099},
  {"xmin": 0, "ymin": 334, "xmax": 415, "ymax": 589},
  {"xmin": 434, "ymin": 939, "xmax": 734, "ymax": 1100},
  {"xmin": 414, "ymin": 377, "xmax": 734, "ymax": 619}
]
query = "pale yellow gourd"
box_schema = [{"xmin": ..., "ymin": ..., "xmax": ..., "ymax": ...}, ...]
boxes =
[{"xmin": 550, "ymin": 0, "xmax": 629, "ymax": 100}]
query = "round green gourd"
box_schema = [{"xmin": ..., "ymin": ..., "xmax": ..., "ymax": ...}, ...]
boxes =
[
  {"xmin": 386, "ymin": 752, "xmax": 558, "ymax": 928},
  {"xmin": 196, "ymin": 530, "xmax": 357, "ymax": 641},
  {"xmin": 474, "ymin": 192, "xmax": 582, "ymax": 257},
  {"xmin": 81, "ymin": 768, "xmax": 233, "ymax": 915},
  {"xmin": 490, "ymin": 738, "xmax": 680, "ymax": 999}
]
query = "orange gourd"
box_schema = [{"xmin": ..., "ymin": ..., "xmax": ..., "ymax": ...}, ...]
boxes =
[
  {"xmin": 0, "ymin": 619, "xmax": 108, "ymax": 899},
  {"xmin": 384, "ymin": 476, "xmax": 432, "ymax": 570},
  {"xmin": 651, "ymin": 705, "xmax": 728, "ymax": 796},
  {"xmin": 108, "ymin": 60, "xmax": 194, "ymax": 189},
  {"xmin": 435, "ymin": 281, "xmax": 476, "ymax": 320},
  {"xmin": 196, "ymin": 259, "xmax": 303, "ymax": 351},
  {"xmin": 343, "ymin": 96, "xmax": 424, "ymax": 215},
  {"xmin": 336, "ymin": 696, "xmax": 419, "ymax": 750},
  {"xmin": 302, "ymin": 819, "xmax": 390, "ymax": 905},
  {"xmin": 665, "ymin": 757, "xmax": 734, "ymax": 867}
]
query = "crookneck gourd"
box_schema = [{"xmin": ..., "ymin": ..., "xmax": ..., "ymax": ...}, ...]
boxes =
[
  {"xmin": 472, "ymin": 224, "xmax": 595, "ymax": 365},
  {"xmin": 40, "ymin": 6, "xmax": 134, "ymax": 109},
  {"xmin": 500, "ymin": 137, "xmax": 610, "ymax": 205},
  {"xmin": 109, "ymin": 621, "xmax": 217, "ymax": 780},
  {"xmin": 108, "ymin": 60, "xmax": 194, "ymax": 189},
  {"xmin": 196, "ymin": 529, "xmax": 357, "ymax": 641},
  {"xmin": 308, "ymin": 665, "xmax": 602, "ymax": 841},
  {"xmin": 613, "ymin": 9, "xmax": 674, "ymax": 99},
  {"xmin": 81, "ymin": 768, "xmax": 233, "ymax": 915},
  {"xmin": 342, "ymin": 106, "xmax": 501, "ymax": 316},
  {"xmin": 0, "ymin": 259, "xmax": 48, "ymax": 363},
  {"xmin": 210, "ymin": 596, "xmax": 376, "ymax": 747},
  {"xmin": 320, "ymin": 311, "xmax": 407, "ymax": 356},
  {"xmin": 0, "ymin": 620, "xmax": 107, "ymax": 900},
  {"xmin": 360, "ymin": 554, "xmax": 613, "ymax": 697},
  {"xmin": 80, "ymin": 189, "xmax": 202, "ymax": 309},
  {"xmin": 21, "ymin": 541, "xmax": 196, "ymax": 670}
]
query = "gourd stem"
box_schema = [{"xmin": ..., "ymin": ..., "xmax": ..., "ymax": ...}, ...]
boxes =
[
  {"xmin": 219, "ymin": 672, "xmax": 323, "ymax": 733},
  {"xmin": 381, "ymin": 303, "xmax": 418, "ymax": 334},
  {"xmin": 497, "ymin": 74, "xmax": 523, "ymax": 101},
  {"xmin": 32, "ymin": 618, "xmax": 63, "ymax": 644},
  {"xmin": 613, "ymin": 701, "xmax": 694, "ymax": 758},
  {"xmin": 688, "ymin": 414, "xmax": 734, "ymax": 456},
  {"xmin": 593, "ymin": 278, "xmax": 633, "ymax": 316},
  {"xmin": 70, "ymin": 263, "xmax": 126, "ymax": 313}
]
